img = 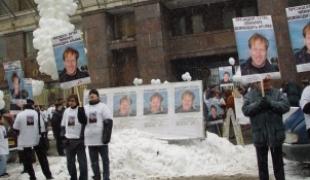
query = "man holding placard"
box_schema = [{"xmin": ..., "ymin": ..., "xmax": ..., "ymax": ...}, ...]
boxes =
[{"xmin": 242, "ymin": 78, "xmax": 289, "ymax": 180}]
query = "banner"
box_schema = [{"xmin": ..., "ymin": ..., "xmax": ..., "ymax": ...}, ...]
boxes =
[
  {"xmin": 286, "ymin": 4, "xmax": 310, "ymax": 72},
  {"xmin": 233, "ymin": 16, "xmax": 280, "ymax": 83},
  {"xmin": 3, "ymin": 61, "xmax": 28, "ymax": 112},
  {"xmin": 83, "ymin": 81, "xmax": 205, "ymax": 140},
  {"xmin": 52, "ymin": 30, "xmax": 91, "ymax": 89}
]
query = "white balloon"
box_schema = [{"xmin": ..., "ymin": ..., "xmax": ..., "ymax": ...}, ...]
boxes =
[
  {"xmin": 229, "ymin": 57, "xmax": 235, "ymax": 66},
  {"xmin": 0, "ymin": 90, "xmax": 3, "ymax": 99}
]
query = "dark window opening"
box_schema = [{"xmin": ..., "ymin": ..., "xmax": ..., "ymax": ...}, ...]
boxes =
[
  {"xmin": 169, "ymin": 0, "xmax": 258, "ymax": 36},
  {"xmin": 171, "ymin": 52, "xmax": 238, "ymax": 87},
  {"xmin": 111, "ymin": 48, "xmax": 139, "ymax": 86},
  {"xmin": 112, "ymin": 13, "xmax": 136, "ymax": 40}
]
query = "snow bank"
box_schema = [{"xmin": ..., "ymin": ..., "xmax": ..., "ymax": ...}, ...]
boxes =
[
  {"xmin": 110, "ymin": 130, "xmax": 257, "ymax": 179},
  {"xmin": 6, "ymin": 130, "xmax": 258, "ymax": 180}
]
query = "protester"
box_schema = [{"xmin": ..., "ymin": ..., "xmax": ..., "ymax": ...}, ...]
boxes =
[
  {"xmin": 51, "ymin": 99, "xmax": 66, "ymax": 156},
  {"xmin": 242, "ymin": 78, "xmax": 289, "ymax": 180},
  {"xmin": 61, "ymin": 94, "xmax": 87, "ymax": 180},
  {"xmin": 13, "ymin": 99, "xmax": 53, "ymax": 180},
  {"xmin": 282, "ymin": 81, "xmax": 302, "ymax": 107},
  {"xmin": 300, "ymin": 84, "xmax": 310, "ymax": 138},
  {"xmin": 0, "ymin": 114, "xmax": 9, "ymax": 178},
  {"xmin": 79, "ymin": 89, "xmax": 113, "ymax": 180}
]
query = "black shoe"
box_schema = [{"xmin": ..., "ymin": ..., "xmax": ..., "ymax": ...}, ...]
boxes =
[
  {"xmin": 0, "ymin": 173, "xmax": 9, "ymax": 178},
  {"xmin": 21, "ymin": 170, "xmax": 27, "ymax": 174},
  {"xmin": 46, "ymin": 176, "xmax": 54, "ymax": 179}
]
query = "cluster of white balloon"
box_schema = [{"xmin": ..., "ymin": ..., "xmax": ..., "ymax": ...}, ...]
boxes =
[
  {"xmin": 0, "ymin": 91, "xmax": 5, "ymax": 109},
  {"xmin": 33, "ymin": 0, "xmax": 78, "ymax": 80},
  {"xmin": 32, "ymin": 79, "xmax": 45, "ymax": 97},
  {"xmin": 181, "ymin": 72, "xmax": 192, "ymax": 81}
]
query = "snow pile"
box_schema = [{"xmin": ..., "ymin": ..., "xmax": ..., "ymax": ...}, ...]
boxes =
[
  {"xmin": 33, "ymin": 0, "xmax": 78, "ymax": 80},
  {"xmin": 6, "ymin": 130, "xmax": 259, "ymax": 180},
  {"xmin": 32, "ymin": 79, "xmax": 45, "ymax": 96},
  {"xmin": 109, "ymin": 129, "xmax": 257, "ymax": 179}
]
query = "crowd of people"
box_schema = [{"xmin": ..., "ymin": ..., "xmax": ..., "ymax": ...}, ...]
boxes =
[
  {"xmin": 0, "ymin": 89, "xmax": 113, "ymax": 180},
  {"xmin": 0, "ymin": 79, "xmax": 309, "ymax": 180}
]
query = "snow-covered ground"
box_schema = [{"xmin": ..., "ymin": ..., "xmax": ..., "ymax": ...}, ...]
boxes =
[{"xmin": 3, "ymin": 130, "xmax": 310, "ymax": 180}]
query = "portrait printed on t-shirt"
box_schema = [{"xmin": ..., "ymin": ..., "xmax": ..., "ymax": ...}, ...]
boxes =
[
  {"xmin": 26, "ymin": 116, "xmax": 34, "ymax": 126},
  {"xmin": 68, "ymin": 116, "xmax": 75, "ymax": 126},
  {"xmin": 89, "ymin": 112, "xmax": 97, "ymax": 123}
]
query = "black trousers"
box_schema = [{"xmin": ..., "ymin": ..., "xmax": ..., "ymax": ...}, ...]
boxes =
[
  {"xmin": 65, "ymin": 140, "xmax": 88, "ymax": 180},
  {"xmin": 255, "ymin": 145, "xmax": 285, "ymax": 180},
  {"xmin": 22, "ymin": 146, "xmax": 53, "ymax": 180},
  {"xmin": 55, "ymin": 135, "xmax": 65, "ymax": 156},
  {"xmin": 88, "ymin": 145, "xmax": 110, "ymax": 180}
]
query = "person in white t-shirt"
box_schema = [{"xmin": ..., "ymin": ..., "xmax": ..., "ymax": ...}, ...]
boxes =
[
  {"xmin": 13, "ymin": 99, "xmax": 53, "ymax": 180},
  {"xmin": 61, "ymin": 94, "xmax": 87, "ymax": 180},
  {"xmin": 80, "ymin": 89, "xmax": 113, "ymax": 180},
  {"xmin": 0, "ymin": 114, "xmax": 9, "ymax": 178}
]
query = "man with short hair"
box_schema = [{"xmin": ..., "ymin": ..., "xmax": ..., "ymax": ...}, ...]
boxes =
[
  {"xmin": 242, "ymin": 78, "xmax": 289, "ymax": 180},
  {"xmin": 13, "ymin": 99, "xmax": 53, "ymax": 180},
  {"xmin": 80, "ymin": 89, "xmax": 113, "ymax": 180},
  {"xmin": 241, "ymin": 33, "xmax": 277, "ymax": 75},
  {"xmin": 59, "ymin": 47, "xmax": 89, "ymax": 83},
  {"xmin": 295, "ymin": 23, "xmax": 310, "ymax": 64}
]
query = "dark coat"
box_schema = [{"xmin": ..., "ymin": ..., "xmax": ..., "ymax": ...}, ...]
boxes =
[
  {"xmin": 282, "ymin": 82, "xmax": 302, "ymax": 107},
  {"xmin": 242, "ymin": 88, "xmax": 290, "ymax": 147},
  {"xmin": 294, "ymin": 46, "xmax": 310, "ymax": 65},
  {"xmin": 59, "ymin": 68, "xmax": 89, "ymax": 83},
  {"xmin": 240, "ymin": 58, "xmax": 277, "ymax": 75}
]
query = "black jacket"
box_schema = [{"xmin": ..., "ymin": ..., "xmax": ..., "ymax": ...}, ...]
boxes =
[
  {"xmin": 295, "ymin": 46, "xmax": 310, "ymax": 65},
  {"xmin": 59, "ymin": 68, "xmax": 89, "ymax": 83},
  {"xmin": 240, "ymin": 58, "xmax": 277, "ymax": 75},
  {"xmin": 242, "ymin": 88, "xmax": 290, "ymax": 147}
]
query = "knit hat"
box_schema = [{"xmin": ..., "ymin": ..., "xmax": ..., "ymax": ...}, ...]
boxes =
[{"xmin": 89, "ymin": 89, "xmax": 99, "ymax": 97}]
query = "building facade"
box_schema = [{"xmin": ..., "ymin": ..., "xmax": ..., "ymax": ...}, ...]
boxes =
[{"xmin": 0, "ymin": 0, "xmax": 309, "ymax": 103}]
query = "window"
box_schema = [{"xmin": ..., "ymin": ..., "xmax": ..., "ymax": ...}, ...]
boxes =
[
  {"xmin": 25, "ymin": 31, "xmax": 36, "ymax": 58},
  {"xmin": 112, "ymin": 13, "xmax": 136, "ymax": 40},
  {"xmin": 288, "ymin": 0, "xmax": 310, "ymax": 7},
  {"xmin": 0, "ymin": 37, "xmax": 6, "ymax": 61},
  {"xmin": 169, "ymin": 0, "xmax": 258, "ymax": 36}
]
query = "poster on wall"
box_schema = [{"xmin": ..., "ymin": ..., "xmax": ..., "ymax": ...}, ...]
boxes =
[
  {"xmin": 233, "ymin": 16, "xmax": 280, "ymax": 83},
  {"xmin": 286, "ymin": 4, "xmax": 310, "ymax": 72},
  {"xmin": 113, "ymin": 92, "xmax": 137, "ymax": 117},
  {"xmin": 52, "ymin": 30, "xmax": 91, "ymax": 89},
  {"xmin": 3, "ymin": 61, "xmax": 28, "ymax": 112},
  {"xmin": 143, "ymin": 89, "xmax": 168, "ymax": 115},
  {"xmin": 24, "ymin": 78, "xmax": 33, "ymax": 100},
  {"xmin": 83, "ymin": 81, "xmax": 204, "ymax": 140}
]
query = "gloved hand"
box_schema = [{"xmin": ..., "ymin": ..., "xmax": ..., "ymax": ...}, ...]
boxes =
[{"xmin": 260, "ymin": 96, "xmax": 270, "ymax": 109}]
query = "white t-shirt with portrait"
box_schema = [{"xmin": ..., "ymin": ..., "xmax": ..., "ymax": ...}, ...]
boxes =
[
  {"xmin": 0, "ymin": 125, "xmax": 9, "ymax": 155},
  {"xmin": 13, "ymin": 109, "xmax": 45, "ymax": 148},
  {"xmin": 84, "ymin": 102, "xmax": 112, "ymax": 146},
  {"xmin": 61, "ymin": 107, "xmax": 82, "ymax": 139}
]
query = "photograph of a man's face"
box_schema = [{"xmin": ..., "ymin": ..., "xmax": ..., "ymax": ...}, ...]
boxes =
[
  {"xmin": 113, "ymin": 93, "xmax": 137, "ymax": 117},
  {"xmin": 143, "ymin": 90, "xmax": 168, "ymax": 115},
  {"xmin": 53, "ymin": 31, "xmax": 91, "ymax": 89}
]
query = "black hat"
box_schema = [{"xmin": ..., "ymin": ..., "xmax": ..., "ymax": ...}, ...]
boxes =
[
  {"xmin": 89, "ymin": 89, "xmax": 99, "ymax": 97},
  {"xmin": 26, "ymin": 99, "xmax": 35, "ymax": 105}
]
